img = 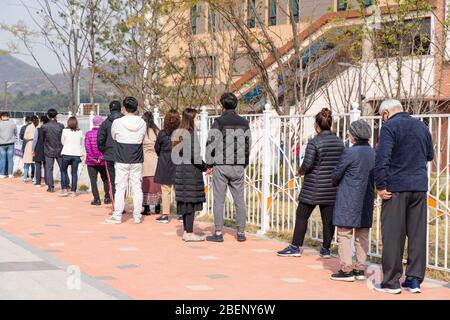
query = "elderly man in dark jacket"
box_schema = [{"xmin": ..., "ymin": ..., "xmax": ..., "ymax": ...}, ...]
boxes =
[
  {"xmin": 374, "ymin": 99, "xmax": 434, "ymax": 295},
  {"xmin": 329, "ymin": 120, "xmax": 375, "ymax": 282},
  {"xmin": 42, "ymin": 108, "xmax": 64, "ymax": 193},
  {"xmin": 97, "ymin": 100, "xmax": 123, "ymax": 203}
]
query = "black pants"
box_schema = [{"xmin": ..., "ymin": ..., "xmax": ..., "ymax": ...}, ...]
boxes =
[
  {"xmin": 45, "ymin": 156, "xmax": 62, "ymax": 188},
  {"xmin": 87, "ymin": 166, "xmax": 110, "ymax": 201},
  {"xmin": 106, "ymin": 160, "xmax": 116, "ymax": 200},
  {"xmin": 183, "ymin": 212, "xmax": 195, "ymax": 233},
  {"xmin": 34, "ymin": 161, "xmax": 45, "ymax": 185},
  {"xmin": 291, "ymin": 202, "xmax": 335, "ymax": 249},
  {"xmin": 381, "ymin": 192, "xmax": 427, "ymax": 289}
]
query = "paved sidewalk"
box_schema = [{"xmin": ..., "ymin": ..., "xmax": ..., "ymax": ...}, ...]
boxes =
[{"xmin": 0, "ymin": 178, "xmax": 448, "ymax": 300}]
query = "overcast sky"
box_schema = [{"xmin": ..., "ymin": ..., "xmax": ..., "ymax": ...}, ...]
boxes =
[{"xmin": 0, "ymin": 0, "xmax": 61, "ymax": 74}]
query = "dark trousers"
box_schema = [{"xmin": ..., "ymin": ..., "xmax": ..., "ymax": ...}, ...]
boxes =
[
  {"xmin": 61, "ymin": 155, "xmax": 81, "ymax": 192},
  {"xmin": 106, "ymin": 160, "xmax": 116, "ymax": 199},
  {"xmin": 45, "ymin": 156, "xmax": 62, "ymax": 188},
  {"xmin": 381, "ymin": 192, "xmax": 427, "ymax": 289},
  {"xmin": 292, "ymin": 202, "xmax": 335, "ymax": 249},
  {"xmin": 183, "ymin": 212, "xmax": 195, "ymax": 233},
  {"xmin": 87, "ymin": 165, "xmax": 110, "ymax": 201},
  {"xmin": 34, "ymin": 161, "xmax": 45, "ymax": 185}
]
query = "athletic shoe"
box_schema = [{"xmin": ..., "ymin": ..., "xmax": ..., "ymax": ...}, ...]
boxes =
[
  {"xmin": 104, "ymin": 198, "xmax": 112, "ymax": 205},
  {"xmin": 353, "ymin": 269, "xmax": 366, "ymax": 281},
  {"xmin": 104, "ymin": 217, "xmax": 121, "ymax": 224},
  {"xmin": 237, "ymin": 232, "xmax": 247, "ymax": 242},
  {"xmin": 373, "ymin": 283, "xmax": 401, "ymax": 294},
  {"xmin": 156, "ymin": 215, "xmax": 169, "ymax": 223},
  {"xmin": 91, "ymin": 199, "xmax": 101, "ymax": 206},
  {"xmin": 22, "ymin": 178, "xmax": 29, "ymax": 183},
  {"xmin": 277, "ymin": 244, "xmax": 302, "ymax": 257},
  {"xmin": 69, "ymin": 192, "xmax": 76, "ymax": 197},
  {"xmin": 401, "ymin": 278, "xmax": 421, "ymax": 293},
  {"xmin": 320, "ymin": 247, "xmax": 332, "ymax": 259},
  {"xmin": 330, "ymin": 270, "xmax": 355, "ymax": 282},
  {"xmin": 182, "ymin": 233, "xmax": 206, "ymax": 242},
  {"xmin": 154, "ymin": 204, "xmax": 161, "ymax": 214},
  {"xmin": 206, "ymin": 233, "xmax": 224, "ymax": 242},
  {"xmin": 178, "ymin": 215, "xmax": 183, "ymax": 222},
  {"xmin": 133, "ymin": 217, "xmax": 142, "ymax": 224},
  {"xmin": 34, "ymin": 183, "xmax": 42, "ymax": 188},
  {"xmin": 46, "ymin": 187, "xmax": 55, "ymax": 193},
  {"xmin": 8, "ymin": 175, "xmax": 14, "ymax": 178},
  {"xmin": 58, "ymin": 189, "xmax": 69, "ymax": 197},
  {"xmin": 0, "ymin": 175, "xmax": 6, "ymax": 179}
]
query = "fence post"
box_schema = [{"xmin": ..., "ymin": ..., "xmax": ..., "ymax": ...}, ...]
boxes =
[
  {"xmin": 199, "ymin": 106, "xmax": 209, "ymax": 215},
  {"xmin": 258, "ymin": 103, "xmax": 272, "ymax": 235},
  {"xmin": 89, "ymin": 110, "xmax": 95, "ymax": 130},
  {"xmin": 154, "ymin": 106, "xmax": 161, "ymax": 129},
  {"xmin": 350, "ymin": 102, "xmax": 361, "ymax": 123}
]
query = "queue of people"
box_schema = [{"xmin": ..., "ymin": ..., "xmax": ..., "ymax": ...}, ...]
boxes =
[{"xmin": 0, "ymin": 95, "xmax": 434, "ymax": 295}]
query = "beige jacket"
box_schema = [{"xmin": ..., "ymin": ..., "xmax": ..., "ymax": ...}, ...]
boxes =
[
  {"xmin": 142, "ymin": 128, "xmax": 159, "ymax": 177},
  {"xmin": 23, "ymin": 124, "xmax": 36, "ymax": 164}
]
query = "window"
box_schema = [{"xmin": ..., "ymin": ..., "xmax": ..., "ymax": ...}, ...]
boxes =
[
  {"xmin": 208, "ymin": 5, "xmax": 216, "ymax": 33},
  {"xmin": 247, "ymin": 0, "xmax": 256, "ymax": 28},
  {"xmin": 190, "ymin": 58, "xmax": 197, "ymax": 75},
  {"xmin": 290, "ymin": 0, "xmax": 299, "ymax": 23},
  {"xmin": 337, "ymin": 0, "xmax": 347, "ymax": 11},
  {"xmin": 364, "ymin": 0, "xmax": 372, "ymax": 6},
  {"xmin": 189, "ymin": 56, "xmax": 217, "ymax": 78},
  {"xmin": 268, "ymin": 0, "xmax": 277, "ymax": 26},
  {"xmin": 190, "ymin": 5, "xmax": 197, "ymax": 34}
]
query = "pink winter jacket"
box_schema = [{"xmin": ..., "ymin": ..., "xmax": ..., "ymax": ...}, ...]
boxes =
[{"xmin": 85, "ymin": 128, "xmax": 105, "ymax": 166}]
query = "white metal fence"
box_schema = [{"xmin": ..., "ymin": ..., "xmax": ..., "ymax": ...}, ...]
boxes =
[{"xmin": 198, "ymin": 105, "xmax": 450, "ymax": 274}]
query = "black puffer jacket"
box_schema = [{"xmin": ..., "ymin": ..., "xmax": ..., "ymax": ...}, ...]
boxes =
[
  {"xmin": 299, "ymin": 130, "xmax": 344, "ymax": 205},
  {"xmin": 97, "ymin": 111, "xmax": 123, "ymax": 161},
  {"xmin": 174, "ymin": 129, "xmax": 207, "ymax": 203}
]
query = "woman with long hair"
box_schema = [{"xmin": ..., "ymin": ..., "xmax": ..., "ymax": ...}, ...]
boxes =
[
  {"xmin": 59, "ymin": 116, "xmax": 83, "ymax": 197},
  {"xmin": 173, "ymin": 108, "xmax": 212, "ymax": 241},
  {"xmin": 32, "ymin": 115, "xmax": 49, "ymax": 187},
  {"xmin": 141, "ymin": 111, "xmax": 162, "ymax": 215},
  {"xmin": 277, "ymin": 108, "xmax": 344, "ymax": 258},
  {"xmin": 154, "ymin": 109, "xmax": 181, "ymax": 223},
  {"xmin": 22, "ymin": 115, "xmax": 39, "ymax": 183}
]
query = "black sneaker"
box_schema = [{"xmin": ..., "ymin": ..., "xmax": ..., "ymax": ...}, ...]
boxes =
[
  {"xmin": 156, "ymin": 215, "xmax": 169, "ymax": 223},
  {"xmin": 237, "ymin": 232, "xmax": 247, "ymax": 242},
  {"xmin": 91, "ymin": 199, "xmax": 101, "ymax": 206},
  {"xmin": 142, "ymin": 205, "xmax": 151, "ymax": 216},
  {"xmin": 319, "ymin": 247, "xmax": 332, "ymax": 259},
  {"xmin": 46, "ymin": 187, "xmax": 55, "ymax": 193},
  {"xmin": 353, "ymin": 269, "xmax": 366, "ymax": 281},
  {"xmin": 178, "ymin": 215, "xmax": 183, "ymax": 222},
  {"xmin": 330, "ymin": 270, "xmax": 355, "ymax": 282},
  {"xmin": 206, "ymin": 233, "xmax": 224, "ymax": 242},
  {"xmin": 154, "ymin": 204, "xmax": 161, "ymax": 214},
  {"xmin": 104, "ymin": 198, "xmax": 112, "ymax": 205}
]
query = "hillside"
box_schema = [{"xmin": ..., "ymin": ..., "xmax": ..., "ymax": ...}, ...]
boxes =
[{"xmin": 0, "ymin": 54, "xmax": 115, "ymax": 96}]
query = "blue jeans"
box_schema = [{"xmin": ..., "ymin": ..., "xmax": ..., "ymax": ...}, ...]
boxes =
[
  {"xmin": 0, "ymin": 144, "xmax": 14, "ymax": 176},
  {"xmin": 61, "ymin": 155, "xmax": 81, "ymax": 192},
  {"xmin": 23, "ymin": 163, "xmax": 35, "ymax": 181}
]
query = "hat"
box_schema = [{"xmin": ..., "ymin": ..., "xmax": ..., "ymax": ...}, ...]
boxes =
[
  {"xmin": 92, "ymin": 115, "xmax": 104, "ymax": 128},
  {"xmin": 349, "ymin": 120, "xmax": 371, "ymax": 141}
]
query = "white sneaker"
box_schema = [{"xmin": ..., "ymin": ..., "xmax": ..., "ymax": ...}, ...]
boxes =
[
  {"xmin": 105, "ymin": 217, "xmax": 122, "ymax": 224},
  {"xmin": 58, "ymin": 189, "xmax": 69, "ymax": 197},
  {"xmin": 133, "ymin": 217, "xmax": 142, "ymax": 224},
  {"xmin": 373, "ymin": 283, "xmax": 401, "ymax": 294},
  {"xmin": 8, "ymin": 175, "xmax": 14, "ymax": 178},
  {"xmin": 182, "ymin": 233, "xmax": 206, "ymax": 242},
  {"xmin": 0, "ymin": 175, "xmax": 6, "ymax": 179}
]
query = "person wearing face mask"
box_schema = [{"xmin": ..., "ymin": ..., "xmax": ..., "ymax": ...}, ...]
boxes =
[
  {"xmin": 373, "ymin": 99, "xmax": 434, "ymax": 295},
  {"xmin": 277, "ymin": 108, "xmax": 344, "ymax": 259}
]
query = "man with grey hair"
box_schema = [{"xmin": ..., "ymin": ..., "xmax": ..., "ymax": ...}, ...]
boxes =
[{"xmin": 374, "ymin": 99, "xmax": 434, "ymax": 294}]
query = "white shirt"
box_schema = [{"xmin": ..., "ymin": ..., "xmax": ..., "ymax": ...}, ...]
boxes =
[{"xmin": 61, "ymin": 128, "xmax": 83, "ymax": 156}]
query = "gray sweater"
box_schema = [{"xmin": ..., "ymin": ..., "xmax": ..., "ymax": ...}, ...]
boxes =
[{"xmin": 0, "ymin": 119, "xmax": 17, "ymax": 145}]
